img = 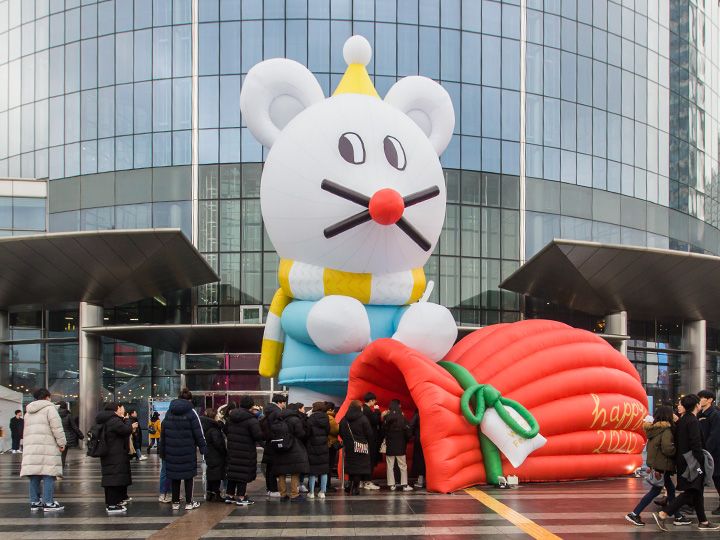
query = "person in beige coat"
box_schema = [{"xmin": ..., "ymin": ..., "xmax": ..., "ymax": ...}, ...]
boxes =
[{"xmin": 20, "ymin": 388, "xmax": 66, "ymax": 512}]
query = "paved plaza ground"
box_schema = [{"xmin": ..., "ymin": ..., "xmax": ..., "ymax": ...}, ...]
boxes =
[{"xmin": 0, "ymin": 450, "xmax": 719, "ymax": 539}]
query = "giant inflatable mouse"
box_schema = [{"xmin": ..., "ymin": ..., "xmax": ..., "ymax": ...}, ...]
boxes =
[{"xmin": 241, "ymin": 36, "xmax": 458, "ymax": 403}]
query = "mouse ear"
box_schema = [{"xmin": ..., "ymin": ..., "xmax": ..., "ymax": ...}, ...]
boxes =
[
  {"xmin": 384, "ymin": 76, "xmax": 455, "ymax": 155},
  {"xmin": 240, "ymin": 58, "xmax": 325, "ymax": 149}
]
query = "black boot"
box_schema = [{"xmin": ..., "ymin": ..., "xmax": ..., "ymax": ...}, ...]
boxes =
[{"xmin": 351, "ymin": 481, "xmax": 360, "ymax": 496}]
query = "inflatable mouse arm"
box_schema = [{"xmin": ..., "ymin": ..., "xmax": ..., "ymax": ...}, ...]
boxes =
[
  {"xmin": 240, "ymin": 36, "xmax": 457, "ymax": 394},
  {"xmin": 337, "ymin": 320, "xmax": 648, "ymax": 492}
]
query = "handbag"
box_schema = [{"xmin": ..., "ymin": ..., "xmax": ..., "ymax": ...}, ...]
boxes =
[
  {"xmin": 148, "ymin": 425, "xmax": 156, "ymax": 435},
  {"xmin": 347, "ymin": 423, "xmax": 369, "ymax": 454},
  {"xmin": 643, "ymin": 468, "xmax": 665, "ymax": 488}
]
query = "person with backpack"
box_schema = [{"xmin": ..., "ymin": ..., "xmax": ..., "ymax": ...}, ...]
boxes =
[
  {"xmin": 57, "ymin": 401, "xmax": 83, "ymax": 470},
  {"xmin": 272, "ymin": 402, "xmax": 309, "ymax": 500},
  {"xmin": 653, "ymin": 394, "xmax": 720, "ymax": 531},
  {"xmin": 93, "ymin": 402, "xmax": 136, "ymax": 514},
  {"xmin": 625, "ymin": 406, "xmax": 690, "ymax": 526},
  {"xmin": 339, "ymin": 400, "xmax": 373, "ymax": 496},
  {"xmin": 305, "ymin": 402, "xmax": 331, "ymax": 499},
  {"xmin": 199, "ymin": 408, "xmax": 227, "ymax": 503},
  {"xmin": 225, "ymin": 396, "xmax": 264, "ymax": 505},
  {"xmin": 159, "ymin": 388, "xmax": 208, "ymax": 511},
  {"xmin": 147, "ymin": 412, "xmax": 161, "ymax": 454},
  {"xmin": 20, "ymin": 388, "xmax": 66, "ymax": 512},
  {"xmin": 382, "ymin": 399, "xmax": 413, "ymax": 492},
  {"xmin": 261, "ymin": 394, "xmax": 286, "ymax": 497}
]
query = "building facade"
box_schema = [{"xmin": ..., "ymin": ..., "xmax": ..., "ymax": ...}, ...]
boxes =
[{"xmin": 1, "ymin": 0, "xmax": 720, "ymax": 412}]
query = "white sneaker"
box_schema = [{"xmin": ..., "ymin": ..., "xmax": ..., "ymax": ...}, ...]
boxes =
[
  {"xmin": 318, "ymin": 492, "xmax": 326, "ymax": 499},
  {"xmin": 172, "ymin": 503, "xmax": 180, "ymax": 510},
  {"xmin": 402, "ymin": 485, "xmax": 414, "ymax": 492},
  {"xmin": 364, "ymin": 481, "xmax": 380, "ymax": 490},
  {"xmin": 138, "ymin": 456, "xmax": 148, "ymax": 461},
  {"xmin": 185, "ymin": 501, "xmax": 200, "ymax": 510},
  {"xmin": 306, "ymin": 492, "xmax": 315, "ymax": 499},
  {"xmin": 267, "ymin": 491, "xmax": 281, "ymax": 498},
  {"xmin": 299, "ymin": 485, "xmax": 308, "ymax": 493}
]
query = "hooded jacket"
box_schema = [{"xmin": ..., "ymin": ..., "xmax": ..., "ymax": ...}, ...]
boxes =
[
  {"xmin": 272, "ymin": 409, "xmax": 309, "ymax": 475},
  {"xmin": 644, "ymin": 421, "xmax": 675, "ymax": 472},
  {"xmin": 59, "ymin": 408, "xmax": 83, "ymax": 448},
  {"xmin": 306, "ymin": 410, "xmax": 330, "ymax": 475},
  {"xmin": 159, "ymin": 399, "xmax": 207, "ymax": 480},
  {"xmin": 225, "ymin": 407, "xmax": 263, "ymax": 482},
  {"xmin": 199, "ymin": 415, "xmax": 227, "ymax": 483},
  {"xmin": 675, "ymin": 412, "xmax": 705, "ymax": 491},
  {"xmin": 20, "ymin": 400, "xmax": 66, "ymax": 478},
  {"xmin": 339, "ymin": 406, "xmax": 373, "ymax": 476},
  {"xmin": 382, "ymin": 409, "xmax": 410, "ymax": 456},
  {"xmin": 95, "ymin": 409, "xmax": 133, "ymax": 487},
  {"xmin": 699, "ymin": 405, "xmax": 720, "ymax": 477}
]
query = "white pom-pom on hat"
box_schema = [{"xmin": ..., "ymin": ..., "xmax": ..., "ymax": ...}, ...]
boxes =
[{"xmin": 343, "ymin": 35, "xmax": 372, "ymax": 66}]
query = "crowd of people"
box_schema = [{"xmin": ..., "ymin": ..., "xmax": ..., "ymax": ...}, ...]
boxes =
[
  {"xmin": 12, "ymin": 388, "xmax": 425, "ymax": 513},
  {"xmin": 626, "ymin": 390, "xmax": 720, "ymax": 531}
]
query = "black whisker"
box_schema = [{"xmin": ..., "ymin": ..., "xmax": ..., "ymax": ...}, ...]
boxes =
[
  {"xmin": 324, "ymin": 210, "xmax": 372, "ymax": 239},
  {"xmin": 321, "ymin": 179, "xmax": 370, "ymax": 207},
  {"xmin": 396, "ymin": 217, "xmax": 432, "ymax": 251},
  {"xmin": 404, "ymin": 186, "xmax": 440, "ymax": 207}
]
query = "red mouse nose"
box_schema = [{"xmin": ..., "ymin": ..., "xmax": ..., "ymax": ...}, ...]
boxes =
[{"xmin": 368, "ymin": 189, "xmax": 405, "ymax": 225}]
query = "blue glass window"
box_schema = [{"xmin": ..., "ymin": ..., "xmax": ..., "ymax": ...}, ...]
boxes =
[
  {"xmin": 199, "ymin": 0, "xmax": 219, "ymax": 21},
  {"xmin": 80, "ymin": 89, "xmax": 97, "ymax": 140},
  {"xmin": 172, "ymin": 130, "xmax": 191, "ymax": 165},
  {"xmin": 560, "ymin": 101, "xmax": 576, "ymax": 151},
  {"xmin": 173, "ymin": 0, "xmax": 191, "ymax": 24},
  {"xmin": 419, "ymin": 0, "xmax": 439, "ymax": 26},
  {"xmin": 65, "ymin": 91, "xmax": 80, "ymax": 143},
  {"xmin": 560, "ymin": 51, "xmax": 576, "ymax": 101},
  {"xmin": 482, "ymin": 0, "xmax": 501, "ymax": 36},
  {"xmin": 116, "ymin": 31, "xmax": 133, "ymax": 83},
  {"xmin": 419, "ymin": 26, "xmax": 439, "ymax": 79},
  {"xmin": 115, "ymin": 84, "xmax": 133, "ymax": 135},
  {"xmin": 398, "ymin": 24, "xmax": 419, "ymax": 76},
  {"xmin": 526, "ymin": 44, "xmax": 542, "ymax": 94},
  {"xmin": 115, "ymin": 0, "xmax": 133, "ymax": 32},
  {"xmin": 622, "ymin": 70, "xmax": 634, "ymax": 118},
  {"xmin": 115, "ymin": 135, "xmax": 133, "ymax": 169},
  {"xmin": 98, "ymin": 1, "xmax": 114, "ymax": 35},
  {"xmin": 65, "ymin": 7, "xmax": 80, "ymax": 42},
  {"xmin": 98, "ymin": 87, "xmax": 115, "ymax": 138},
  {"xmin": 561, "ymin": 17, "xmax": 576, "ymax": 53},
  {"xmin": 526, "ymin": 94, "xmax": 543, "ymax": 145},
  {"xmin": 561, "ymin": 150, "xmax": 576, "ymax": 184},
  {"xmin": 462, "ymin": 0, "xmax": 481, "ymax": 32},
  {"xmin": 593, "ymin": 60, "xmax": 606, "ymax": 108},
  {"xmin": 219, "ymin": 128, "xmax": 241, "ymax": 163},
  {"xmin": 502, "ymin": 38, "xmax": 520, "ymax": 90},
  {"xmin": 134, "ymin": 134, "xmax": 151, "ymax": 168},
  {"xmin": 199, "ymin": 76, "xmax": 219, "ymax": 129},
  {"xmin": 397, "ymin": 0, "xmax": 418, "ymax": 24},
  {"xmin": 134, "ymin": 29, "xmax": 152, "ymax": 81},
  {"xmin": 173, "ymin": 25, "xmax": 191, "ymax": 77},
  {"xmin": 65, "ymin": 41, "xmax": 80, "ymax": 93},
  {"xmin": 219, "ymin": 75, "xmax": 241, "ymax": 128},
  {"xmin": 116, "ymin": 203, "xmax": 151, "ymax": 229},
  {"xmin": 544, "ymin": 13, "xmax": 560, "ymax": 48},
  {"xmin": 220, "ymin": 22, "xmax": 240, "ymax": 74},
  {"xmin": 592, "ymin": 157, "xmax": 607, "ymax": 189},
  {"xmin": 331, "ymin": 20, "xmax": 352, "ymax": 73},
  {"xmin": 241, "ymin": 20, "xmax": 262, "ymax": 73},
  {"xmin": 264, "ymin": 20, "xmax": 285, "ymax": 60},
  {"xmin": 543, "ymin": 97, "xmax": 560, "ymax": 148},
  {"xmin": 607, "ymin": 114, "xmax": 621, "ymax": 161},
  {"xmin": 153, "ymin": 201, "xmax": 191, "ymax": 238},
  {"xmin": 481, "ymin": 35, "xmax": 501, "ymax": 87},
  {"xmin": 576, "ymin": 105, "xmax": 592, "ymax": 155},
  {"xmin": 577, "ymin": 56, "xmax": 592, "ymax": 105},
  {"xmin": 199, "ymin": 23, "xmax": 219, "ymax": 76},
  {"xmin": 153, "ymin": 79, "xmax": 171, "ymax": 131},
  {"xmin": 153, "ymin": 26, "xmax": 171, "ymax": 79},
  {"xmin": 308, "ymin": 20, "xmax": 330, "ymax": 72},
  {"xmin": 153, "ymin": 0, "xmax": 172, "ymax": 26},
  {"xmin": 501, "ymin": 90, "xmax": 520, "ymax": 141},
  {"xmin": 134, "ymin": 82, "xmax": 152, "ymax": 133},
  {"xmin": 172, "ymin": 78, "xmax": 191, "ymax": 130},
  {"xmin": 81, "ymin": 140, "xmax": 97, "ymax": 175},
  {"xmin": 243, "ymin": 0, "xmax": 263, "ymax": 19},
  {"xmin": 526, "ymin": 144, "xmax": 543, "ymax": 178},
  {"xmin": 607, "ymin": 65, "xmax": 621, "ymax": 114},
  {"xmin": 287, "ymin": 20, "xmax": 308, "ymax": 66},
  {"xmin": 199, "ymin": 129, "xmax": 219, "ymax": 164},
  {"xmin": 461, "ymin": 85, "xmax": 480, "ymax": 136},
  {"xmin": 153, "ymin": 132, "xmax": 171, "ymax": 167},
  {"xmin": 14, "ymin": 198, "xmax": 46, "ymax": 230},
  {"xmin": 593, "ymin": 28, "xmax": 607, "ymax": 62},
  {"xmin": 98, "ymin": 35, "xmax": 115, "ymax": 86},
  {"xmin": 482, "ymin": 87, "xmax": 500, "ymax": 139},
  {"xmin": 81, "ymin": 206, "xmax": 114, "ymax": 231},
  {"xmin": 543, "ymin": 47, "xmax": 559, "ymax": 97},
  {"xmin": 441, "ymin": 29, "xmax": 460, "ymax": 81},
  {"xmin": 376, "ymin": 23, "xmax": 397, "ymax": 76}
]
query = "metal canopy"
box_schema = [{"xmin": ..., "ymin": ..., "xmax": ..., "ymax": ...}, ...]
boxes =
[
  {"xmin": 0, "ymin": 229, "xmax": 219, "ymax": 308},
  {"xmin": 82, "ymin": 324, "xmax": 264, "ymax": 354},
  {"xmin": 500, "ymin": 239, "xmax": 720, "ymax": 322}
]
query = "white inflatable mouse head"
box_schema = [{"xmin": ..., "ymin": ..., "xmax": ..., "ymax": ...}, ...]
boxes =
[{"xmin": 241, "ymin": 36, "xmax": 455, "ymax": 274}]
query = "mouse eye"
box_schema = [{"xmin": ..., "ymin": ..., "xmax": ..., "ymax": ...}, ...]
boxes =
[
  {"xmin": 384, "ymin": 136, "xmax": 406, "ymax": 171},
  {"xmin": 338, "ymin": 132, "xmax": 366, "ymax": 164}
]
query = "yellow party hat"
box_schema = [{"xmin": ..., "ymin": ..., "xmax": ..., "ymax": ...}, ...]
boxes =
[{"xmin": 333, "ymin": 36, "xmax": 380, "ymax": 98}]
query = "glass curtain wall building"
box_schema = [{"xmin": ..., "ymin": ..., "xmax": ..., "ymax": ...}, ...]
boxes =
[{"xmin": 1, "ymin": 0, "xmax": 720, "ymax": 406}]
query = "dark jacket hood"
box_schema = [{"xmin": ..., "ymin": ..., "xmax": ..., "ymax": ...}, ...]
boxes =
[
  {"xmin": 644, "ymin": 420, "xmax": 672, "ymax": 439},
  {"xmin": 200, "ymin": 415, "xmax": 219, "ymax": 430},
  {"xmin": 345, "ymin": 406, "xmax": 363, "ymax": 422},
  {"xmin": 228, "ymin": 408, "xmax": 255, "ymax": 423},
  {"xmin": 96, "ymin": 409, "xmax": 120, "ymax": 424},
  {"xmin": 168, "ymin": 398, "xmax": 193, "ymax": 415},
  {"xmin": 59, "ymin": 408, "xmax": 70, "ymax": 419},
  {"xmin": 281, "ymin": 408, "xmax": 304, "ymax": 420}
]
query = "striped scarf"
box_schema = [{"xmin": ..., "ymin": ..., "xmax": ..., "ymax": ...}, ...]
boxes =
[{"xmin": 259, "ymin": 259, "xmax": 426, "ymax": 377}]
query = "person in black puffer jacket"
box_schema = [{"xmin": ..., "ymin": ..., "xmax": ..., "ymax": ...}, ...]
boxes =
[
  {"xmin": 273, "ymin": 404, "xmax": 309, "ymax": 500},
  {"xmin": 382, "ymin": 399, "xmax": 412, "ymax": 492},
  {"xmin": 305, "ymin": 402, "xmax": 330, "ymax": 499},
  {"xmin": 57, "ymin": 401, "xmax": 83, "ymax": 469},
  {"xmin": 159, "ymin": 388, "xmax": 207, "ymax": 510},
  {"xmin": 95, "ymin": 402, "xmax": 135, "ymax": 513},
  {"xmin": 225, "ymin": 396, "xmax": 263, "ymax": 505},
  {"xmin": 199, "ymin": 409, "xmax": 226, "ymax": 503},
  {"xmin": 339, "ymin": 400, "xmax": 373, "ymax": 495}
]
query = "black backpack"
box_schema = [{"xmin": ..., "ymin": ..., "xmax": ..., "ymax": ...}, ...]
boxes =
[
  {"xmin": 269, "ymin": 415, "xmax": 294, "ymax": 452},
  {"xmin": 86, "ymin": 423, "xmax": 108, "ymax": 458}
]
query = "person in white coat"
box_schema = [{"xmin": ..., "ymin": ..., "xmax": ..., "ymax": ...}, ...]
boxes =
[{"xmin": 20, "ymin": 388, "xmax": 66, "ymax": 511}]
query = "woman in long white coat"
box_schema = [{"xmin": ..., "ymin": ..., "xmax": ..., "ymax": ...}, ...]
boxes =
[{"xmin": 20, "ymin": 388, "xmax": 67, "ymax": 511}]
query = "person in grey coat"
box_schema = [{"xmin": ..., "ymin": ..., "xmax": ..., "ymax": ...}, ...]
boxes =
[{"xmin": 19, "ymin": 388, "xmax": 66, "ymax": 512}]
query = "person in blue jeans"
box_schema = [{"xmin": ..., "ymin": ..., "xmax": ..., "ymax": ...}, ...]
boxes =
[
  {"xmin": 158, "ymin": 458, "xmax": 172, "ymax": 503},
  {"xmin": 626, "ymin": 406, "xmax": 690, "ymax": 527}
]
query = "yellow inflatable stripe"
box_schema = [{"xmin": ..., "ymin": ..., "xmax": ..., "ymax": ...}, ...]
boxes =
[
  {"xmin": 259, "ymin": 339, "xmax": 284, "ymax": 378},
  {"xmin": 278, "ymin": 259, "xmax": 293, "ymax": 297},
  {"xmin": 268, "ymin": 288, "xmax": 293, "ymax": 317},
  {"xmin": 323, "ymin": 267, "xmax": 372, "ymax": 304},
  {"xmin": 333, "ymin": 64, "xmax": 380, "ymax": 98},
  {"xmin": 409, "ymin": 267, "xmax": 426, "ymax": 303}
]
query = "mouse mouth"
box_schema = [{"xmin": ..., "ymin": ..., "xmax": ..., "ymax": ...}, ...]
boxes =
[{"xmin": 321, "ymin": 179, "xmax": 440, "ymax": 251}]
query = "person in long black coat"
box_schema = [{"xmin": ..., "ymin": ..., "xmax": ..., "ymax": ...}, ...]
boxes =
[
  {"xmin": 199, "ymin": 409, "xmax": 226, "ymax": 502},
  {"xmin": 339, "ymin": 400, "xmax": 373, "ymax": 495},
  {"xmin": 260, "ymin": 394, "xmax": 286, "ymax": 496},
  {"xmin": 225, "ymin": 396, "xmax": 263, "ymax": 505},
  {"xmin": 95, "ymin": 403, "xmax": 135, "ymax": 513},
  {"xmin": 273, "ymin": 405, "xmax": 309, "ymax": 500},
  {"xmin": 382, "ymin": 399, "xmax": 412, "ymax": 491},
  {"xmin": 58, "ymin": 401, "xmax": 83, "ymax": 469},
  {"xmin": 9, "ymin": 410, "xmax": 23, "ymax": 452},
  {"xmin": 654, "ymin": 394, "xmax": 720, "ymax": 531},
  {"xmin": 409, "ymin": 411, "xmax": 425, "ymax": 488},
  {"xmin": 306, "ymin": 402, "xmax": 330, "ymax": 498},
  {"xmin": 361, "ymin": 392, "xmax": 381, "ymax": 489},
  {"xmin": 698, "ymin": 389, "xmax": 720, "ymax": 514},
  {"xmin": 159, "ymin": 388, "xmax": 208, "ymax": 510}
]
